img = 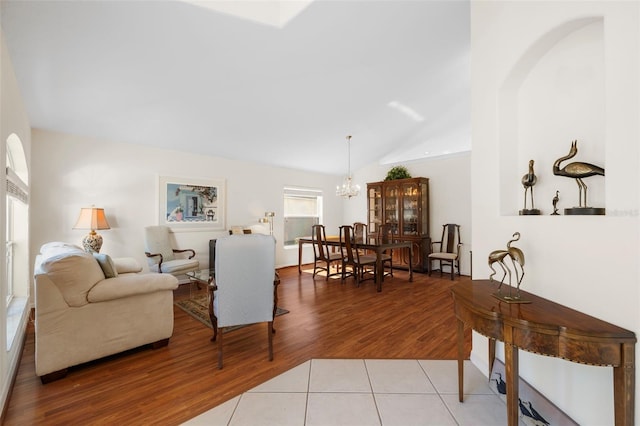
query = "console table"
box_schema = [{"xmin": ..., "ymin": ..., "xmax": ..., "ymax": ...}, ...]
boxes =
[{"xmin": 451, "ymin": 280, "xmax": 636, "ymax": 426}]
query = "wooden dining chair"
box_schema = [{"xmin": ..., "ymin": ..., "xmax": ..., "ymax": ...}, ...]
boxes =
[
  {"xmin": 428, "ymin": 224, "xmax": 462, "ymax": 280},
  {"xmin": 377, "ymin": 223, "xmax": 394, "ymax": 278},
  {"xmin": 339, "ymin": 225, "xmax": 376, "ymax": 286},
  {"xmin": 311, "ymin": 224, "xmax": 343, "ymax": 280},
  {"xmin": 353, "ymin": 222, "xmax": 368, "ymax": 244}
]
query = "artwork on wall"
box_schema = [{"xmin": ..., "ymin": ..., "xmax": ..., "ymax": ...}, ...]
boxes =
[{"xmin": 158, "ymin": 176, "xmax": 226, "ymax": 231}]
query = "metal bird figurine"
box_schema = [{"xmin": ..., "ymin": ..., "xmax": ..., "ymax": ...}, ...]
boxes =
[
  {"xmin": 553, "ymin": 140, "xmax": 604, "ymax": 208},
  {"xmin": 551, "ymin": 190, "xmax": 560, "ymax": 215},
  {"xmin": 521, "ymin": 159, "xmax": 537, "ymax": 210}
]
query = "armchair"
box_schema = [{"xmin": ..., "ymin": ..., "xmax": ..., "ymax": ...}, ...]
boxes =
[
  {"xmin": 144, "ymin": 226, "xmax": 199, "ymax": 278},
  {"xmin": 212, "ymin": 234, "xmax": 276, "ymax": 369}
]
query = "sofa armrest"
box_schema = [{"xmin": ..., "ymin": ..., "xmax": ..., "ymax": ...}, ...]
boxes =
[
  {"xmin": 87, "ymin": 273, "xmax": 178, "ymax": 303},
  {"xmin": 112, "ymin": 257, "xmax": 143, "ymax": 274}
]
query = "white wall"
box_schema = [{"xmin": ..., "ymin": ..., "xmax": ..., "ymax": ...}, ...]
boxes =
[
  {"xmin": 0, "ymin": 29, "xmax": 32, "ymax": 414},
  {"xmin": 29, "ymin": 129, "xmax": 344, "ymax": 275},
  {"xmin": 471, "ymin": 1, "xmax": 639, "ymax": 424},
  {"xmin": 345, "ymin": 152, "xmax": 472, "ymax": 276}
]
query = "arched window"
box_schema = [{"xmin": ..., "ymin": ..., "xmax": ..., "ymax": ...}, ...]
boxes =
[{"xmin": 5, "ymin": 133, "xmax": 29, "ymax": 349}]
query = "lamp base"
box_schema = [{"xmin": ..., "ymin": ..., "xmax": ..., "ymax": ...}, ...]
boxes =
[{"xmin": 82, "ymin": 232, "xmax": 103, "ymax": 253}]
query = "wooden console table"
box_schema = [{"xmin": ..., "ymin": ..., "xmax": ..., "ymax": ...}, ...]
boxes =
[{"xmin": 451, "ymin": 280, "xmax": 636, "ymax": 426}]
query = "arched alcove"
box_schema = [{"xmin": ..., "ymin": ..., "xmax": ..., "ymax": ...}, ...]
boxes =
[{"xmin": 499, "ymin": 17, "xmax": 605, "ymax": 215}]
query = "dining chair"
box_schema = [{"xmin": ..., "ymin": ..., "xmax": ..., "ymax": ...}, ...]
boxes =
[
  {"xmin": 213, "ymin": 234, "xmax": 276, "ymax": 369},
  {"xmin": 377, "ymin": 223, "xmax": 395, "ymax": 278},
  {"xmin": 353, "ymin": 222, "xmax": 369, "ymax": 244},
  {"xmin": 339, "ymin": 225, "xmax": 377, "ymax": 286},
  {"xmin": 428, "ymin": 224, "xmax": 462, "ymax": 280},
  {"xmin": 311, "ymin": 224, "xmax": 343, "ymax": 280},
  {"xmin": 144, "ymin": 226, "xmax": 199, "ymax": 281}
]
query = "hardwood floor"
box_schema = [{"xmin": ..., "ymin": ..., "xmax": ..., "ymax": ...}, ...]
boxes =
[{"xmin": 3, "ymin": 266, "xmax": 472, "ymax": 425}]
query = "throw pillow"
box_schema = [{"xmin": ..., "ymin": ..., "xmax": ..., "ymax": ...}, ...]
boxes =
[{"xmin": 93, "ymin": 253, "xmax": 119, "ymax": 278}]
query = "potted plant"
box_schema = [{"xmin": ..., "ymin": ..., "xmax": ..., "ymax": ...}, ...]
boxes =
[{"xmin": 385, "ymin": 165, "xmax": 411, "ymax": 181}]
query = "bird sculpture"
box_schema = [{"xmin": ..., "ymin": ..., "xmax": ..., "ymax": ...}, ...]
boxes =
[
  {"xmin": 551, "ymin": 190, "xmax": 560, "ymax": 215},
  {"xmin": 553, "ymin": 140, "xmax": 604, "ymax": 207},
  {"xmin": 489, "ymin": 232, "xmax": 527, "ymax": 302},
  {"xmin": 521, "ymin": 159, "xmax": 537, "ymax": 210},
  {"xmin": 506, "ymin": 232, "xmax": 525, "ymax": 290},
  {"xmin": 488, "ymin": 248, "xmax": 510, "ymax": 285}
]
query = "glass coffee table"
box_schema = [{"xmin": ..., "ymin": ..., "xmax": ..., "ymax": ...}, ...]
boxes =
[{"xmin": 186, "ymin": 269, "xmax": 217, "ymax": 341}]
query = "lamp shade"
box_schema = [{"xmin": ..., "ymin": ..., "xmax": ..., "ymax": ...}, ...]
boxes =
[
  {"xmin": 73, "ymin": 207, "xmax": 111, "ymax": 231},
  {"xmin": 73, "ymin": 207, "xmax": 110, "ymax": 253}
]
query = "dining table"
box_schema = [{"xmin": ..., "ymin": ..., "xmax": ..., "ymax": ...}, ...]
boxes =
[{"xmin": 297, "ymin": 236, "xmax": 413, "ymax": 292}]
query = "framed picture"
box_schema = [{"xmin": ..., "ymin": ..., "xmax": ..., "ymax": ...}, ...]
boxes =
[{"xmin": 158, "ymin": 176, "xmax": 226, "ymax": 231}]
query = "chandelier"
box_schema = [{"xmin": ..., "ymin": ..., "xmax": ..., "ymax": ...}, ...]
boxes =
[{"xmin": 336, "ymin": 135, "xmax": 361, "ymax": 199}]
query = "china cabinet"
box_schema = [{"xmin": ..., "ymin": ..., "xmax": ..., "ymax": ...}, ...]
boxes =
[{"xmin": 367, "ymin": 177, "xmax": 430, "ymax": 272}]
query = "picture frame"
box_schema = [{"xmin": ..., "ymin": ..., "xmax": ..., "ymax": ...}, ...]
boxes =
[{"xmin": 158, "ymin": 175, "xmax": 226, "ymax": 231}]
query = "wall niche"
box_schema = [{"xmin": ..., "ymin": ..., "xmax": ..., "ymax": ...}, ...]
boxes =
[{"xmin": 499, "ymin": 17, "xmax": 605, "ymax": 216}]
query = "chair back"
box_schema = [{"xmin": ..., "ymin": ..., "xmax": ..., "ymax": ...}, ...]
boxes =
[
  {"xmin": 378, "ymin": 223, "xmax": 395, "ymax": 244},
  {"xmin": 339, "ymin": 225, "xmax": 356, "ymax": 264},
  {"xmin": 440, "ymin": 224, "xmax": 462, "ymax": 254},
  {"xmin": 353, "ymin": 222, "xmax": 368, "ymax": 244},
  {"xmin": 214, "ymin": 234, "xmax": 275, "ymax": 328},
  {"xmin": 144, "ymin": 226, "xmax": 176, "ymax": 266},
  {"xmin": 311, "ymin": 224, "xmax": 331, "ymax": 261}
]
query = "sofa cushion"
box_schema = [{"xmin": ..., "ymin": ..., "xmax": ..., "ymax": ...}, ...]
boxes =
[
  {"xmin": 40, "ymin": 242, "xmax": 84, "ymax": 258},
  {"xmin": 40, "ymin": 252, "xmax": 106, "ymax": 307},
  {"xmin": 93, "ymin": 253, "xmax": 118, "ymax": 278},
  {"xmin": 112, "ymin": 257, "xmax": 143, "ymax": 274},
  {"xmin": 87, "ymin": 273, "xmax": 179, "ymax": 303}
]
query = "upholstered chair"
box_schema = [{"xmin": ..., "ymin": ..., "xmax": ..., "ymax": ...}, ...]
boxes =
[{"xmin": 144, "ymin": 226, "xmax": 199, "ymax": 278}]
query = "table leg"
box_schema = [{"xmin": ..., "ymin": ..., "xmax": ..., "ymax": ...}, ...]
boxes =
[
  {"xmin": 505, "ymin": 342, "xmax": 519, "ymax": 426},
  {"xmin": 408, "ymin": 245, "xmax": 413, "ymax": 282},
  {"xmin": 613, "ymin": 342, "xmax": 635, "ymax": 426},
  {"xmin": 208, "ymin": 283, "xmax": 217, "ymax": 342},
  {"xmin": 298, "ymin": 240, "xmax": 303, "ymax": 274},
  {"xmin": 376, "ymin": 249, "xmax": 383, "ymax": 292},
  {"xmin": 488, "ymin": 338, "xmax": 496, "ymax": 378},
  {"xmin": 457, "ymin": 318, "xmax": 465, "ymax": 402}
]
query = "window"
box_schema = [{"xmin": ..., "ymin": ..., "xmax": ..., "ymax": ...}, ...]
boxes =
[
  {"xmin": 283, "ymin": 187, "xmax": 322, "ymax": 247},
  {"xmin": 5, "ymin": 133, "xmax": 29, "ymax": 350}
]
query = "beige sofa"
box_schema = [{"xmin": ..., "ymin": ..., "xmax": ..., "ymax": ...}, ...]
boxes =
[{"xmin": 34, "ymin": 242, "xmax": 179, "ymax": 383}]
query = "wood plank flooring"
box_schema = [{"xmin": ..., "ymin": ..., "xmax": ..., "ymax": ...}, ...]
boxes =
[{"xmin": 3, "ymin": 266, "xmax": 471, "ymax": 425}]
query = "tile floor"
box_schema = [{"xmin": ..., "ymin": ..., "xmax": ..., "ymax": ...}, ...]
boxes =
[{"xmin": 183, "ymin": 359, "xmax": 518, "ymax": 425}]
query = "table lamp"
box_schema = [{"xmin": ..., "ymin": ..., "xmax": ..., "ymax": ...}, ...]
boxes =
[{"xmin": 73, "ymin": 207, "xmax": 111, "ymax": 253}]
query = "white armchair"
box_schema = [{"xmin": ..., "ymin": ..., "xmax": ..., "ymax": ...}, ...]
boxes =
[
  {"xmin": 213, "ymin": 234, "xmax": 276, "ymax": 369},
  {"xmin": 144, "ymin": 226, "xmax": 199, "ymax": 278}
]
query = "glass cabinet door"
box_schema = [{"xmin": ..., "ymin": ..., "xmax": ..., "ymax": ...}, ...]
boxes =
[
  {"xmin": 368, "ymin": 185, "xmax": 382, "ymax": 235},
  {"xmin": 401, "ymin": 182, "xmax": 419, "ymax": 236},
  {"xmin": 384, "ymin": 184, "xmax": 399, "ymax": 235},
  {"xmin": 419, "ymin": 181, "xmax": 429, "ymax": 237}
]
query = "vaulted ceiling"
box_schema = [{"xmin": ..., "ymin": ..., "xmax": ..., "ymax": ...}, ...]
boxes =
[{"xmin": 1, "ymin": 0, "xmax": 470, "ymax": 175}]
